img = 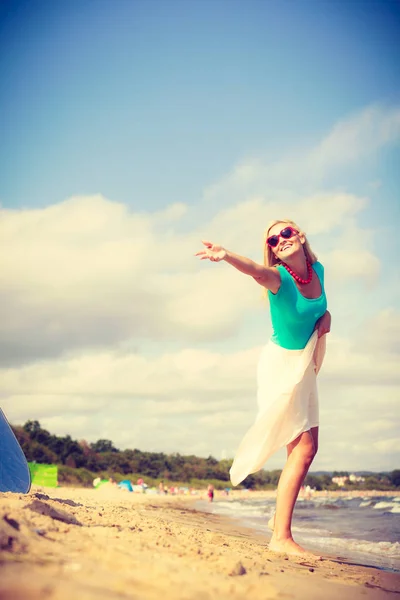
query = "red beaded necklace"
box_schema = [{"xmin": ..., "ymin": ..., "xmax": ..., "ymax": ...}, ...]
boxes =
[{"xmin": 281, "ymin": 260, "xmax": 313, "ymax": 284}]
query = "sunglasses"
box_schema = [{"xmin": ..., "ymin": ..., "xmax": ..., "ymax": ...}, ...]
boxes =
[{"xmin": 266, "ymin": 226, "xmax": 298, "ymax": 248}]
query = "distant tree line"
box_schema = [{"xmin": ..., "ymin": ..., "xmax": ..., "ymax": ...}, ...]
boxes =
[{"xmin": 12, "ymin": 420, "xmax": 400, "ymax": 490}]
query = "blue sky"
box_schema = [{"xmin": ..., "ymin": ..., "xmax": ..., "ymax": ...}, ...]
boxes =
[
  {"xmin": 1, "ymin": 0, "xmax": 399, "ymax": 209},
  {"xmin": 1, "ymin": 0, "xmax": 399, "ymax": 472}
]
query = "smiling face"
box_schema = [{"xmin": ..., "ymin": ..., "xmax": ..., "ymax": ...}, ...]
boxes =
[{"xmin": 267, "ymin": 221, "xmax": 305, "ymax": 262}]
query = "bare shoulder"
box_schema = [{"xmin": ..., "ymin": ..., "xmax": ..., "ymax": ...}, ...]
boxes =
[{"xmin": 253, "ymin": 266, "xmax": 281, "ymax": 293}]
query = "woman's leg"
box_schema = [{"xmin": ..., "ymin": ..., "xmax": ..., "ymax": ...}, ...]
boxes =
[
  {"xmin": 269, "ymin": 427, "xmax": 319, "ymax": 555},
  {"xmin": 268, "ymin": 426, "xmax": 318, "ymax": 531}
]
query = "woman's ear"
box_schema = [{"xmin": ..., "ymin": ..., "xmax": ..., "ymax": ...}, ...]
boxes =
[{"xmin": 298, "ymin": 231, "xmax": 306, "ymax": 245}]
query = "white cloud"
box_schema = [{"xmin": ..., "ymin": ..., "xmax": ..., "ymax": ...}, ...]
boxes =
[
  {"xmin": 203, "ymin": 192, "xmax": 367, "ymax": 252},
  {"xmin": 1, "ymin": 346, "xmax": 259, "ymax": 399},
  {"xmin": 321, "ymin": 341, "xmax": 400, "ymax": 386},
  {"xmin": 362, "ymin": 420, "xmax": 398, "ymax": 434},
  {"xmin": 202, "ymin": 104, "xmax": 400, "ymax": 203},
  {"xmin": 373, "ymin": 438, "xmax": 400, "ymax": 454},
  {"xmin": 358, "ymin": 308, "xmax": 400, "ymax": 355},
  {"xmin": 309, "ymin": 105, "xmax": 400, "ymax": 172},
  {"xmin": 0, "ymin": 195, "xmax": 263, "ymax": 363}
]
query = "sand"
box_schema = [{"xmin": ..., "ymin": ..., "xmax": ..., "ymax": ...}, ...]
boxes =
[{"xmin": 0, "ymin": 486, "xmax": 399, "ymax": 600}]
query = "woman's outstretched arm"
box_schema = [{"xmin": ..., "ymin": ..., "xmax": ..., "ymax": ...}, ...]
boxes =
[{"xmin": 195, "ymin": 240, "xmax": 281, "ymax": 292}]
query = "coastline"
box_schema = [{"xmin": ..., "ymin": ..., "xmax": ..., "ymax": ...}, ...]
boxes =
[
  {"xmin": 219, "ymin": 488, "xmax": 400, "ymax": 500},
  {"xmin": 198, "ymin": 488, "xmax": 400, "ymax": 572},
  {"xmin": 1, "ymin": 486, "xmax": 399, "ymax": 600}
]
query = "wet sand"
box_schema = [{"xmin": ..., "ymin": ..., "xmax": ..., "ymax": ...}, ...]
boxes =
[{"xmin": 0, "ymin": 486, "xmax": 399, "ymax": 600}]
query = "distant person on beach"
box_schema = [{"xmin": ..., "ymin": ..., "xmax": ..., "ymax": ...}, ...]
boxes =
[
  {"xmin": 196, "ymin": 220, "xmax": 331, "ymax": 556},
  {"xmin": 207, "ymin": 484, "xmax": 214, "ymax": 502}
]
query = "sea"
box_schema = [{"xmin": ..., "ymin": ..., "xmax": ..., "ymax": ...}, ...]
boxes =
[{"xmin": 195, "ymin": 493, "xmax": 400, "ymax": 572}]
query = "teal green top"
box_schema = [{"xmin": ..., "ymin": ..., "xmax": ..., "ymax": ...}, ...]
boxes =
[{"xmin": 267, "ymin": 262, "xmax": 327, "ymax": 350}]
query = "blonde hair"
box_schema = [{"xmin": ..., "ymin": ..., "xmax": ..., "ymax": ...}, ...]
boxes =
[{"xmin": 263, "ymin": 219, "xmax": 318, "ymax": 267}]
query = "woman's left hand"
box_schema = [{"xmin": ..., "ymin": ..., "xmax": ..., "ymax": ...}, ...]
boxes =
[{"xmin": 315, "ymin": 310, "xmax": 331, "ymax": 337}]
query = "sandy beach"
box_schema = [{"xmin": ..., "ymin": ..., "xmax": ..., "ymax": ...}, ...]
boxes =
[{"xmin": 1, "ymin": 486, "xmax": 399, "ymax": 600}]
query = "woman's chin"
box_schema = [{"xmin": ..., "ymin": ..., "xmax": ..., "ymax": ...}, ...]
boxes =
[
  {"xmin": 278, "ymin": 250, "xmax": 294, "ymax": 261},
  {"xmin": 278, "ymin": 247, "xmax": 301, "ymax": 261}
]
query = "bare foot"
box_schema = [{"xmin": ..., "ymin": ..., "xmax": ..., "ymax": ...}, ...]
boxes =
[{"xmin": 269, "ymin": 536, "xmax": 320, "ymax": 559}]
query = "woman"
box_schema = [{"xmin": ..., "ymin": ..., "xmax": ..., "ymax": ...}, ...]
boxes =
[{"xmin": 195, "ymin": 220, "xmax": 331, "ymax": 556}]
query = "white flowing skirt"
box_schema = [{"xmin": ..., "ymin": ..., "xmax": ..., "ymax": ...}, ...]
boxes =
[{"xmin": 230, "ymin": 331, "xmax": 326, "ymax": 487}]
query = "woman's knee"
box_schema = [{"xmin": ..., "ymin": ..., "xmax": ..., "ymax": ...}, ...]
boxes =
[
  {"xmin": 298, "ymin": 434, "xmax": 317, "ymax": 465},
  {"xmin": 289, "ymin": 431, "xmax": 317, "ymax": 466},
  {"xmin": 303, "ymin": 447, "xmax": 316, "ymax": 467}
]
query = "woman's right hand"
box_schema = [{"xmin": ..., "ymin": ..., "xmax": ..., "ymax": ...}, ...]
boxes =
[
  {"xmin": 195, "ymin": 240, "xmax": 227, "ymax": 262},
  {"xmin": 314, "ymin": 310, "xmax": 331, "ymax": 338}
]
